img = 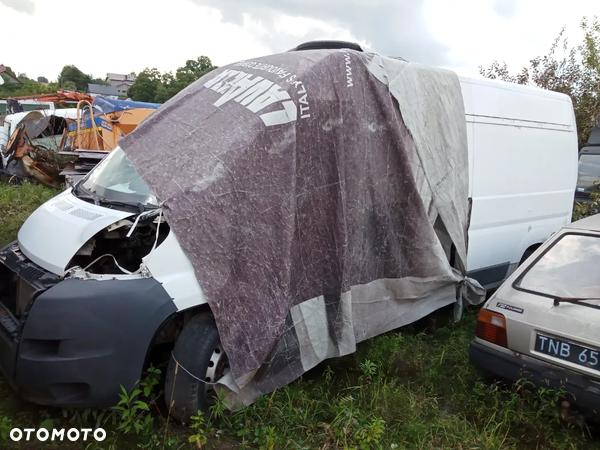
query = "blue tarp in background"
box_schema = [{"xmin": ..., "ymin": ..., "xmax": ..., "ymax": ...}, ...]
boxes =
[
  {"xmin": 78, "ymin": 96, "xmax": 161, "ymax": 123},
  {"xmin": 92, "ymin": 97, "xmax": 161, "ymax": 115}
]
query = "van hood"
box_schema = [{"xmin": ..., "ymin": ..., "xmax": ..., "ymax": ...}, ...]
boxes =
[{"xmin": 17, "ymin": 190, "xmax": 134, "ymax": 275}]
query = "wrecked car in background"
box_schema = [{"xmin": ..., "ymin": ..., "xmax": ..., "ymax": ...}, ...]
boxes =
[
  {"xmin": 470, "ymin": 214, "xmax": 600, "ymax": 416},
  {"xmin": 0, "ymin": 108, "xmax": 79, "ymax": 188},
  {"xmin": 0, "ymin": 41, "xmax": 577, "ymax": 421},
  {"xmin": 0, "ymin": 94, "xmax": 160, "ymax": 187}
]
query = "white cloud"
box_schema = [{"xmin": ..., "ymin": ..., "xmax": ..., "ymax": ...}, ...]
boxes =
[
  {"xmin": 0, "ymin": 0, "xmax": 270, "ymax": 81},
  {"xmin": 186, "ymin": 0, "xmax": 452, "ymax": 65},
  {"xmin": 0, "ymin": 0, "xmax": 596, "ymax": 83},
  {"xmin": 0, "ymin": 0, "xmax": 34, "ymax": 14},
  {"xmin": 425, "ymin": 0, "xmax": 594, "ymax": 76}
]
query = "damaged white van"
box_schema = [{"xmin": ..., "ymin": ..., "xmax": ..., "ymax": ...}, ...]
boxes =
[{"xmin": 0, "ymin": 42, "xmax": 578, "ymax": 420}]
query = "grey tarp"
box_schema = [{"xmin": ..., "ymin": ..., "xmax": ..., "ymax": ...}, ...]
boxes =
[{"xmin": 119, "ymin": 48, "xmax": 485, "ymax": 408}]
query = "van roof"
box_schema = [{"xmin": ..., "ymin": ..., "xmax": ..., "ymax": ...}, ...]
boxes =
[
  {"xmin": 458, "ymin": 75, "xmax": 572, "ymax": 102},
  {"xmin": 458, "ymin": 74, "xmax": 575, "ymax": 126}
]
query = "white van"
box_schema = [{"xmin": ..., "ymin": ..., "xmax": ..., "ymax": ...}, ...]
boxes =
[
  {"xmin": 459, "ymin": 75, "xmax": 578, "ymax": 288},
  {"xmin": 0, "ymin": 45, "xmax": 578, "ymax": 419}
]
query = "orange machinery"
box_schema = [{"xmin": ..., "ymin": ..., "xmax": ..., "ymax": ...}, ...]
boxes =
[
  {"xmin": 70, "ymin": 99, "xmax": 156, "ymax": 151},
  {"xmin": 7, "ymin": 90, "xmax": 94, "ymax": 104},
  {"xmin": 6, "ymin": 91, "xmax": 158, "ymax": 152},
  {"xmin": 3, "ymin": 91, "xmax": 160, "ymax": 186}
]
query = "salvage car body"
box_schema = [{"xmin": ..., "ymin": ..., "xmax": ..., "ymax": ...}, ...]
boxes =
[
  {"xmin": 0, "ymin": 44, "xmax": 578, "ymax": 410},
  {"xmin": 470, "ymin": 214, "xmax": 600, "ymax": 413},
  {"xmin": 575, "ymin": 121, "xmax": 600, "ymax": 205}
]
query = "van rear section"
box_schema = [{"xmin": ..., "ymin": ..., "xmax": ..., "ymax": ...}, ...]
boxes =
[{"xmin": 460, "ymin": 77, "xmax": 578, "ymax": 289}]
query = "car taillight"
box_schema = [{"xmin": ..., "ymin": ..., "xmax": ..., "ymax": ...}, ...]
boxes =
[{"xmin": 476, "ymin": 309, "xmax": 508, "ymax": 347}]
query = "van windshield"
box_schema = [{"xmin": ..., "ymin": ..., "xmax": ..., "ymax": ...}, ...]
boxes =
[{"xmin": 76, "ymin": 147, "xmax": 158, "ymax": 208}]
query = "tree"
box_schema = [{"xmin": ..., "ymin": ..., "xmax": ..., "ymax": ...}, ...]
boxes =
[
  {"xmin": 128, "ymin": 56, "xmax": 217, "ymax": 103},
  {"xmin": 58, "ymin": 65, "xmax": 92, "ymax": 91},
  {"xmin": 0, "ymin": 79, "xmax": 60, "ymax": 98},
  {"xmin": 480, "ymin": 16, "xmax": 600, "ymax": 148},
  {"xmin": 37, "ymin": 76, "xmax": 48, "ymax": 83},
  {"xmin": 127, "ymin": 68, "xmax": 163, "ymax": 102}
]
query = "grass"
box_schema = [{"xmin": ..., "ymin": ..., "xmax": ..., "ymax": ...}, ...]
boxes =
[
  {"xmin": 0, "ymin": 181, "xmax": 56, "ymax": 246},
  {"xmin": 0, "ymin": 181, "xmax": 599, "ymax": 449}
]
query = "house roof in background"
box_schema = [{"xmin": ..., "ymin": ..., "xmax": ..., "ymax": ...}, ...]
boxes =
[
  {"xmin": 106, "ymin": 73, "xmax": 136, "ymax": 82},
  {"xmin": 87, "ymin": 83, "xmax": 120, "ymax": 96}
]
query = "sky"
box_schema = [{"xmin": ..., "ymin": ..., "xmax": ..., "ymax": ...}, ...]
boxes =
[{"xmin": 0, "ymin": 0, "xmax": 596, "ymax": 81}]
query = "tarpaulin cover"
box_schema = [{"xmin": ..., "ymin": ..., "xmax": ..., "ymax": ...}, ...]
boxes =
[
  {"xmin": 89, "ymin": 97, "xmax": 161, "ymax": 117},
  {"xmin": 119, "ymin": 48, "xmax": 485, "ymax": 407}
]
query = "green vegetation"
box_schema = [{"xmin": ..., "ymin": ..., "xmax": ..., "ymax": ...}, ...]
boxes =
[
  {"xmin": 0, "ymin": 181, "xmax": 598, "ymax": 449},
  {"xmin": 57, "ymin": 64, "xmax": 106, "ymax": 92},
  {"xmin": 1, "ymin": 56, "xmax": 216, "ymax": 103},
  {"xmin": 481, "ymin": 15, "xmax": 600, "ymax": 148},
  {"xmin": 573, "ymin": 180, "xmax": 600, "ymax": 221},
  {"xmin": 0, "ymin": 64, "xmax": 100, "ymax": 97},
  {"xmin": 127, "ymin": 56, "xmax": 217, "ymax": 103},
  {"xmin": 0, "ymin": 181, "xmax": 55, "ymax": 245}
]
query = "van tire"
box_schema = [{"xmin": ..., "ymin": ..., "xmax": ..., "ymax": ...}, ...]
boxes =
[{"xmin": 164, "ymin": 313, "xmax": 228, "ymax": 422}]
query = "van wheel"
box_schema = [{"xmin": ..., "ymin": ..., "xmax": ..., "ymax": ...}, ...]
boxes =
[{"xmin": 165, "ymin": 314, "xmax": 229, "ymax": 422}]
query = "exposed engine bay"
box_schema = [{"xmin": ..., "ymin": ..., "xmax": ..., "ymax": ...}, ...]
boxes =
[{"xmin": 67, "ymin": 214, "xmax": 170, "ymax": 275}]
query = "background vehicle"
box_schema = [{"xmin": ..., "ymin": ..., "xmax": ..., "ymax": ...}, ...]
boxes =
[
  {"xmin": 0, "ymin": 42, "xmax": 578, "ymax": 421},
  {"xmin": 470, "ymin": 214, "xmax": 600, "ymax": 415},
  {"xmin": 575, "ymin": 122, "xmax": 600, "ymax": 204}
]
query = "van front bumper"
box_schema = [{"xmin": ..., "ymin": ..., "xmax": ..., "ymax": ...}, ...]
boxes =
[
  {"xmin": 0, "ymin": 242, "xmax": 177, "ymax": 408},
  {"xmin": 469, "ymin": 340, "xmax": 600, "ymax": 413}
]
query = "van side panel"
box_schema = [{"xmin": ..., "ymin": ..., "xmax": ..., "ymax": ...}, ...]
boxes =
[
  {"xmin": 461, "ymin": 78, "xmax": 578, "ymax": 282},
  {"xmin": 460, "ymin": 80, "xmax": 474, "ymax": 198}
]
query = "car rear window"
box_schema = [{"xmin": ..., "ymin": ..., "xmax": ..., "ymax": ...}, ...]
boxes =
[{"xmin": 515, "ymin": 233, "xmax": 600, "ymax": 298}]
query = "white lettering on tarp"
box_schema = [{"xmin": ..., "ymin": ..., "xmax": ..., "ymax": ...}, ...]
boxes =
[
  {"xmin": 247, "ymin": 84, "xmax": 291, "ymax": 113},
  {"xmin": 213, "ymin": 74, "xmax": 263, "ymax": 107},
  {"xmin": 233, "ymin": 61, "xmax": 292, "ymax": 79},
  {"xmin": 203, "ymin": 69, "xmax": 238, "ymax": 89},
  {"xmin": 260, "ymin": 101, "xmax": 298, "ymax": 126},
  {"xmin": 236, "ymin": 79, "xmax": 275, "ymax": 106},
  {"xmin": 204, "ymin": 69, "xmax": 304, "ymax": 126},
  {"xmin": 215, "ymin": 71, "xmax": 249, "ymax": 94},
  {"xmin": 341, "ymin": 50, "xmax": 354, "ymax": 87},
  {"xmin": 232, "ymin": 59, "xmax": 312, "ymax": 121}
]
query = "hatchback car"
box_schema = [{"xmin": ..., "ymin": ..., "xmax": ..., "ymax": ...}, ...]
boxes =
[{"xmin": 470, "ymin": 214, "xmax": 600, "ymax": 413}]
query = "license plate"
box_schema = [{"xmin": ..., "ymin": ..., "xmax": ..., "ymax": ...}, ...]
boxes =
[{"xmin": 535, "ymin": 334, "xmax": 600, "ymax": 370}]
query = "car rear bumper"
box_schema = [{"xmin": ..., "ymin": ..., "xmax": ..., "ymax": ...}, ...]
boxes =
[{"xmin": 469, "ymin": 340, "xmax": 600, "ymax": 413}]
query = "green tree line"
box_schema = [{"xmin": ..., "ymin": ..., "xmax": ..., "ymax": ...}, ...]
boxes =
[
  {"xmin": 480, "ymin": 16, "xmax": 600, "ymax": 147},
  {"xmin": 0, "ymin": 56, "xmax": 216, "ymax": 102},
  {"xmin": 126, "ymin": 56, "xmax": 217, "ymax": 103},
  {"xmin": 0, "ymin": 56, "xmax": 217, "ymax": 104}
]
